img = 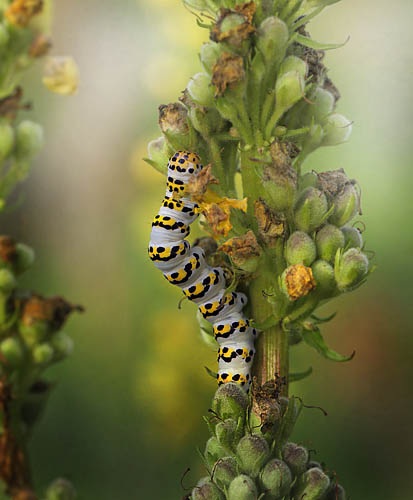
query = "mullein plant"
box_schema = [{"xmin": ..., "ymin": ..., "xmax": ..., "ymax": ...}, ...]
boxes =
[
  {"xmin": 0, "ymin": 1, "xmax": 80, "ymax": 499},
  {"xmin": 146, "ymin": 1, "xmax": 374, "ymax": 499}
]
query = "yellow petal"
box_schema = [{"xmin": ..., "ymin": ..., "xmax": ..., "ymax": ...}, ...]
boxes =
[{"xmin": 42, "ymin": 56, "xmax": 79, "ymax": 96}]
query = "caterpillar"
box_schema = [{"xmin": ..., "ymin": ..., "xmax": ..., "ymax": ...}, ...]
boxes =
[{"xmin": 148, "ymin": 151, "xmax": 258, "ymax": 391}]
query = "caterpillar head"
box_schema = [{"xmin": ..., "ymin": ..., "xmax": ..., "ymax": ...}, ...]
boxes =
[{"xmin": 168, "ymin": 151, "xmax": 202, "ymax": 175}]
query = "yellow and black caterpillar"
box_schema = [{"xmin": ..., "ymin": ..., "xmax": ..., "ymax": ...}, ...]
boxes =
[{"xmin": 148, "ymin": 151, "xmax": 257, "ymax": 390}]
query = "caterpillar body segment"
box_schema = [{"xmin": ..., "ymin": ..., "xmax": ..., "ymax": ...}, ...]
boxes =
[{"xmin": 148, "ymin": 151, "xmax": 259, "ymax": 391}]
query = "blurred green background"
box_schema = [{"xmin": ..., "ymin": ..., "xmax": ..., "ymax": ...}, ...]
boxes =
[{"xmin": 1, "ymin": 0, "xmax": 412, "ymax": 498}]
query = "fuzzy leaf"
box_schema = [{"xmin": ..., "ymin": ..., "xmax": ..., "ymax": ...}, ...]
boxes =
[
  {"xmin": 302, "ymin": 326, "xmax": 355, "ymax": 362},
  {"xmin": 294, "ymin": 34, "xmax": 348, "ymax": 51},
  {"xmin": 289, "ymin": 366, "xmax": 313, "ymax": 382},
  {"xmin": 143, "ymin": 157, "xmax": 167, "ymax": 175},
  {"xmin": 205, "ymin": 365, "xmax": 218, "ymax": 379}
]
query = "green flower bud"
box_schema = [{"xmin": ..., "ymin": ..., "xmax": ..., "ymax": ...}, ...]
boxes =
[
  {"xmin": 250, "ymin": 51, "xmax": 265, "ymax": 86},
  {"xmin": 45, "ymin": 478, "xmax": 76, "ymax": 500},
  {"xmin": 187, "ymin": 73, "xmax": 214, "ymax": 107},
  {"xmin": 0, "ymin": 24, "xmax": 9, "ymax": 48},
  {"xmin": 295, "ymin": 467, "xmax": 330, "ymax": 500},
  {"xmin": 216, "ymin": 418, "xmax": 237, "ymax": 450},
  {"xmin": 285, "ymin": 231, "xmax": 317, "ymax": 266},
  {"xmin": 311, "ymin": 87, "xmax": 335, "ymax": 123},
  {"xmin": 279, "ymin": 56, "xmax": 308, "ymax": 80},
  {"xmin": 282, "ymin": 442, "xmax": 309, "ymax": 476},
  {"xmin": 220, "ymin": 13, "xmax": 245, "ymax": 33},
  {"xmin": 205, "ymin": 437, "xmax": 227, "ymax": 469},
  {"xmin": 211, "ymin": 382, "xmax": 249, "ymax": 422},
  {"xmin": 200, "ymin": 42, "xmax": 222, "ymax": 74},
  {"xmin": 0, "ymin": 121, "xmax": 14, "ymax": 161},
  {"xmin": 262, "ymin": 163, "xmax": 297, "ymax": 212},
  {"xmin": 329, "ymin": 184, "xmax": 360, "ymax": 227},
  {"xmin": 259, "ymin": 458, "xmax": 292, "ymax": 498},
  {"xmin": 299, "ymin": 171, "xmax": 318, "ymax": 190},
  {"xmin": 51, "ymin": 331, "xmax": 74, "ymax": 360},
  {"xmin": 0, "ymin": 337, "xmax": 24, "ymax": 368},
  {"xmin": 327, "ymin": 484, "xmax": 346, "ymax": 500},
  {"xmin": 315, "ymin": 224, "xmax": 345, "ymax": 263},
  {"xmin": 256, "ymin": 17, "xmax": 289, "ymax": 67},
  {"xmin": 311, "ymin": 259, "xmax": 336, "ymax": 295},
  {"xmin": 236, "ymin": 434, "xmax": 270, "ymax": 478},
  {"xmin": 14, "ymin": 243, "xmax": 35, "ymax": 274},
  {"xmin": 158, "ymin": 102, "xmax": 190, "ymax": 146},
  {"xmin": 321, "ymin": 113, "xmax": 352, "ymax": 146},
  {"xmin": 335, "ymin": 248, "xmax": 369, "ymax": 292},
  {"xmin": 147, "ymin": 136, "xmax": 170, "ymax": 172},
  {"xmin": 213, "ymin": 456, "xmax": 238, "ymax": 489},
  {"xmin": 294, "ymin": 187, "xmax": 328, "ymax": 233},
  {"xmin": 275, "ymin": 71, "xmax": 304, "ymax": 116},
  {"xmin": 300, "ymin": 123, "xmax": 325, "ymax": 156},
  {"xmin": 192, "ymin": 477, "xmax": 224, "ymax": 500},
  {"xmin": 341, "ymin": 225, "xmax": 363, "ymax": 249},
  {"xmin": 0, "ymin": 268, "xmax": 17, "ymax": 292},
  {"xmin": 33, "ymin": 342, "xmax": 54, "ymax": 364},
  {"xmin": 16, "ymin": 120, "xmax": 44, "ymax": 159},
  {"xmin": 228, "ymin": 475, "xmax": 257, "ymax": 500}
]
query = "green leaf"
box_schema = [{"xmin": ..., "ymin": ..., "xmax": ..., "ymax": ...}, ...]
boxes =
[
  {"xmin": 142, "ymin": 157, "xmax": 167, "ymax": 175},
  {"xmin": 200, "ymin": 328, "xmax": 218, "ymax": 350},
  {"xmin": 302, "ymin": 326, "xmax": 355, "ymax": 362},
  {"xmin": 205, "ymin": 365, "xmax": 218, "ymax": 379},
  {"xmin": 294, "ymin": 33, "xmax": 349, "ymax": 51},
  {"xmin": 289, "ymin": 366, "xmax": 313, "ymax": 382},
  {"xmin": 310, "ymin": 311, "xmax": 337, "ymax": 324},
  {"xmin": 252, "ymin": 315, "xmax": 278, "ymax": 331},
  {"xmin": 229, "ymin": 208, "xmax": 251, "ymax": 236}
]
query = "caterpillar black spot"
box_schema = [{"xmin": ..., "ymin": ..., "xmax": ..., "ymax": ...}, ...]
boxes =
[{"xmin": 148, "ymin": 151, "xmax": 258, "ymax": 391}]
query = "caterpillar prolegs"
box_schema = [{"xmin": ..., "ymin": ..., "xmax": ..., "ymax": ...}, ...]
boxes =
[{"xmin": 148, "ymin": 151, "xmax": 258, "ymax": 391}]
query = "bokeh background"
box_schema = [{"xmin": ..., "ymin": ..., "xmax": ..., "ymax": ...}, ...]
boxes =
[{"xmin": 1, "ymin": 0, "xmax": 412, "ymax": 498}]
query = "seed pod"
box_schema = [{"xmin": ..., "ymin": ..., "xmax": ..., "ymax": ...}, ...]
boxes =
[
  {"xmin": 259, "ymin": 458, "xmax": 292, "ymax": 498},
  {"xmin": 256, "ymin": 16, "xmax": 289, "ymax": 67},
  {"xmin": 236, "ymin": 434, "xmax": 270, "ymax": 478},
  {"xmin": 32, "ymin": 342, "xmax": 54, "ymax": 364},
  {"xmin": 213, "ymin": 456, "xmax": 238, "ymax": 489},
  {"xmin": 329, "ymin": 184, "xmax": 360, "ymax": 227},
  {"xmin": 215, "ymin": 418, "xmax": 237, "ymax": 450},
  {"xmin": 262, "ymin": 155, "xmax": 297, "ymax": 212},
  {"xmin": 187, "ymin": 73, "xmax": 214, "ymax": 107},
  {"xmin": 321, "ymin": 113, "xmax": 352, "ymax": 146},
  {"xmin": 285, "ymin": 231, "xmax": 317, "ymax": 266},
  {"xmin": 0, "ymin": 121, "xmax": 14, "ymax": 161},
  {"xmin": 311, "ymin": 259, "xmax": 336, "ymax": 295},
  {"xmin": 275, "ymin": 71, "xmax": 304, "ymax": 117},
  {"xmin": 294, "ymin": 467, "xmax": 330, "ymax": 500},
  {"xmin": 279, "ymin": 56, "xmax": 308, "ymax": 80},
  {"xmin": 315, "ymin": 224, "xmax": 345, "ymax": 263},
  {"xmin": 282, "ymin": 442, "xmax": 309, "ymax": 476},
  {"xmin": 0, "ymin": 337, "xmax": 24, "ymax": 368},
  {"xmin": 299, "ymin": 171, "xmax": 318, "ymax": 190},
  {"xmin": 200, "ymin": 42, "xmax": 222, "ymax": 74},
  {"xmin": 308, "ymin": 87, "xmax": 335, "ymax": 124},
  {"xmin": 0, "ymin": 268, "xmax": 17, "ymax": 292},
  {"xmin": 45, "ymin": 478, "xmax": 77, "ymax": 500},
  {"xmin": 294, "ymin": 187, "xmax": 328, "ymax": 233},
  {"xmin": 205, "ymin": 437, "xmax": 227, "ymax": 469},
  {"xmin": 51, "ymin": 331, "xmax": 74, "ymax": 360},
  {"xmin": 341, "ymin": 225, "xmax": 363, "ymax": 249},
  {"xmin": 228, "ymin": 475, "xmax": 257, "ymax": 500},
  {"xmin": 192, "ymin": 477, "xmax": 224, "ymax": 500},
  {"xmin": 335, "ymin": 248, "xmax": 369, "ymax": 292},
  {"xmin": 211, "ymin": 382, "xmax": 249, "ymax": 422},
  {"xmin": 15, "ymin": 120, "xmax": 44, "ymax": 159}
]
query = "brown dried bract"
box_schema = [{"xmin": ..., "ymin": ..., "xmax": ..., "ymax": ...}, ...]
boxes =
[
  {"xmin": 285, "ymin": 264, "xmax": 316, "ymax": 301},
  {"xmin": 5, "ymin": 0, "xmax": 43, "ymax": 28},
  {"xmin": 21, "ymin": 295, "xmax": 84, "ymax": 330},
  {"xmin": 0, "ymin": 88, "xmax": 30, "ymax": 119},
  {"xmin": 29, "ymin": 34, "xmax": 52, "ymax": 58},
  {"xmin": 0, "ymin": 237, "xmax": 17, "ymax": 264},
  {"xmin": 187, "ymin": 164, "xmax": 218, "ymax": 197},
  {"xmin": 158, "ymin": 102, "xmax": 189, "ymax": 136},
  {"xmin": 219, "ymin": 230, "xmax": 261, "ymax": 262},
  {"xmin": 254, "ymin": 199, "xmax": 286, "ymax": 246},
  {"xmin": 212, "ymin": 52, "xmax": 245, "ymax": 97},
  {"xmin": 204, "ymin": 203, "xmax": 228, "ymax": 237},
  {"xmin": 210, "ymin": 2, "xmax": 256, "ymax": 49},
  {"xmin": 317, "ymin": 168, "xmax": 356, "ymax": 199},
  {"xmin": 251, "ymin": 377, "xmax": 282, "ymax": 434}
]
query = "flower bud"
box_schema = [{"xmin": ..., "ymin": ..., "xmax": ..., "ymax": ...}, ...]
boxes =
[
  {"xmin": 147, "ymin": 136, "xmax": 169, "ymax": 172},
  {"xmin": 294, "ymin": 187, "xmax": 328, "ymax": 233},
  {"xmin": 0, "ymin": 236, "xmax": 16, "ymax": 268},
  {"xmin": 262, "ymin": 163, "xmax": 297, "ymax": 212},
  {"xmin": 282, "ymin": 442, "xmax": 309, "ymax": 476},
  {"xmin": 45, "ymin": 478, "xmax": 76, "ymax": 500},
  {"xmin": 0, "ymin": 268, "xmax": 17, "ymax": 292},
  {"xmin": 311, "ymin": 259, "xmax": 336, "ymax": 295},
  {"xmin": 259, "ymin": 458, "xmax": 292, "ymax": 498},
  {"xmin": 285, "ymin": 231, "xmax": 316, "ymax": 266},
  {"xmin": 13, "ymin": 243, "xmax": 35, "ymax": 274},
  {"xmin": 275, "ymin": 71, "xmax": 304, "ymax": 117},
  {"xmin": 311, "ymin": 87, "xmax": 335, "ymax": 123},
  {"xmin": 204, "ymin": 437, "xmax": 227, "ymax": 469},
  {"xmin": 327, "ymin": 484, "xmax": 346, "ymax": 500},
  {"xmin": 43, "ymin": 56, "xmax": 79, "ymax": 95},
  {"xmin": 236, "ymin": 434, "xmax": 270, "ymax": 478},
  {"xmin": 0, "ymin": 337, "xmax": 24, "ymax": 368},
  {"xmin": 183, "ymin": 0, "xmax": 209, "ymax": 12},
  {"xmin": 213, "ymin": 456, "xmax": 238, "ymax": 489},
  {"xmin": 158, "ymin": 102, "xmax": 189, "ymax": 142},
  {"xmin": 200, "ymin": 42, "xmax": 222, "ymax": 74},
  {"xmin": 329, "ymin": 184, "xmax": 360, "ymax": 227},
  {"xmin": 341, "ymin": 225, "xmax": 363, "ymax": 249},
  {"xmin": 256, "ymin": 16, "xmax": 289, "ymax": 66},
  {"xmin": 29, "ymin": 34, "xmax": 52, "ymax": 58},
  {"xmin": 301, "ymin": 123, "xmax": 324, "ymax": 156},
  {"xmin": 279, "ymin": 56, "xmax": 308, "ymax": 80},
  {"xmin": 16, "ymin": 120, "xmax": 44, "ymax": 159},
  {"xmin": 295, "ymin": 467, "xmax": 330, "ymax": 500},
  {"xmin": 228, "ymin": 475, "xmax": 257, "ymax": 500},
  {"xmin": 212, "ymin": 382, "xmax": 249, "ymax": 422},
  {"xmin": 187, "ymin": 72, "xmax": 214, "ymax": 107},
  {"xmin": 0, "ymin": 121, "xmax": 14, "ymax": 161},
  {"xmin": 299, "ymin": 172, "xmax": 318, "ymax": 190},
  {"xmin": 335, "ymin": 248, "xmax": 369, "ymax": 292},
  {"xmin": 32, "ymin": 342, "xmax": 54, "ymax": 364},
  {"xmin": 215, "ymin": 418, "xmax": 237, "ymax": 450},
  {"xmin": 315, "ymin": 224, "xmax": 345, "ymax": 263},
  {"xmin": 219, "ymin": 231, "xmax": 262, "ymax": 273},
  {"xmin": 321, "ymin": 113, "xmax": 352, "ymax": 146},
  {"xmin": 192, "ymin": 477, "xmax": 224, "ymax": 500},
  {"xmin": 282, "ymin": 264, "xmax": 316, "ymax": 301},
  {"xmin": 51, "ymin": 331, "xmax": 74, "ymax": 360}
]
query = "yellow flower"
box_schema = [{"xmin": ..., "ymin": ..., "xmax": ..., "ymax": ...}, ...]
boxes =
[
  {"xmin": 200, "ymin": 192, "xmax": 247, "ymax": 238},
  {"xmin": 283, "ymin": 264, "xmax": 316, "ymax": 301},
  {"xmin": 42, "ymin": 56, "xmax": 79, "ymax": 95},
  {"xmin": 5, "ymin": 0, "xmax": 43, "ymax": 28}
]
